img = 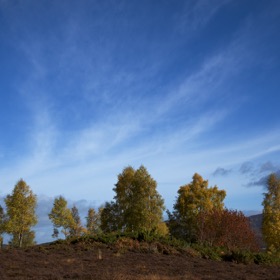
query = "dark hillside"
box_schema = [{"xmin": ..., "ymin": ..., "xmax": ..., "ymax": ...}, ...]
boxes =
[
  {"xmin": 249, "ymin": 214, "xmax": 262, "ymax": 232},
  {"xmin": 248, "ymin": 214, "xmax": 265, "ymax": 248},
  {"xmin": 0, "ymin": 239, "xmax": 279, "ymax": 279}
]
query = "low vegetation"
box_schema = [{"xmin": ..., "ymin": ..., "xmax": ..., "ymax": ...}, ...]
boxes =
[
  {"xmin": 54, "ymin": 232, "xmax": 280, "ymax": 265},
  {"xmin": 1, "ymin": 233, "xmax": 280, "ymax": 279}
]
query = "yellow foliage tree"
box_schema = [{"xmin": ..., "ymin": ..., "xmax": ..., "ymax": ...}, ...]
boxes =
[
  {"xmin": 5, "ymin": 179, "xmax": 37, "ymax": 248},
  {"xmin": 155, "ymin": 222, "xmax": 169, "ymax": 237},
  {"xmin": 168, "ymin": 173, "xmax": 226, "ymax": 241},
  {"xmin": 48, "ymin": 196, "xmax": 75, "ymax": 239},
  {"xmin": 86, "ymin": 207, "xmax": 102, "ymax": 235},
  {"xmin": 113, "ymin": 165, "xmax": 165, "ymax": 234},
  {"xmin": 69, "ymin": 205, "xmax": 85, "ymax": 237},
  {"xmin": 101, "ymin": 165, "xmax": 165, "ymax": 234},
  {"xmin": 262, "ymin": 173, "xmax": 280, "ymax": 253}
]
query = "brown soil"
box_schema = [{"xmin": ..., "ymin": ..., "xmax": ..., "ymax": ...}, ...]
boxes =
[{"xmin": 0, "ymin": 243, "xmax": 279, "ymax": 280}]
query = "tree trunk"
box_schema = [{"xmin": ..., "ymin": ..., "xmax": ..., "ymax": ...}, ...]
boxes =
[{"xmin": 19, "ymin": 232, "xmax": 23, "ymax": 248}]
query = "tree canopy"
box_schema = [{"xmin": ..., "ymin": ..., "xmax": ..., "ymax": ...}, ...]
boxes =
[
  {"xmin": 196, "ymin": 208, "xmax": 259, "ymax": 251},
  {"xmin": 69, "ymin": 205, "xmax": 85, "ymax": 237},
  {"xmin": 262, "ymin": 173, "xmax": 280, "ymax": 253},
  {"xmin": 101, "ymin": 165, "xmax": 165, "ymax": 234},
  {"xmin": 48, "ymin": 196, "xmax": 75, "ymax": 238},
  {"xmin": 4, "ymin": 179, "xmax": 37, "ymax": 248},
  {"xmin": 100, "ymin": 201, "xmax": 121, "ymax": 233},
  {"xmin": 168, "ymin": 173, "xmax": 226, "ymax": 241},
  {"xmin": 86, "ymin": 207, "xmax": 102, "ymax": 235}
]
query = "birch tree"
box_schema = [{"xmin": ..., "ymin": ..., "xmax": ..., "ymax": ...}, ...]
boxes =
[
  {"xmin": 69, "ymin": 205, "xmax": 85, "ymax": 237},
  {"xmin": 86, "ymin": 207, "xmax": 102, "ymax": 235},
  {"xmin": 48, "ymin": 196, "xmax": 75, "ymax": 239},
  {"xmin": 112, "ymin": 165, "xmax": 165, "ymax": 234},
  {"xmin": 5, "ymin": 179, "xmax": 37, "ymax": 248}
]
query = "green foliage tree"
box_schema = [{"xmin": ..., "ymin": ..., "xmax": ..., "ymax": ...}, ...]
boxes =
[
  {"xmin": 168, "ymin": 173, "xmax": 226, "ymax": 242},
  {"xmin": 48, "ymin": 196, "xmax": 75, "ymax": 239},
  {"xmin": 262, "ymin": 173, "xmax": 280, "ymax": 253},
  {"xmin": 101, "ymin": 165, "xmax": 165, "ymax": 234},
  {"xmin": 100, "ymin": 201, "xmax": 121, "ymax": 233},
  {"xmin": 5, "ymin": 179, "xmax": 37, "ymax": 248},
  {"xmin": 115, "ymin": 165, "xmax": 165, "ymax": 233},
  {"xmin": 86, "ymin": 207, "xmax": 102, "ymax": 235}
]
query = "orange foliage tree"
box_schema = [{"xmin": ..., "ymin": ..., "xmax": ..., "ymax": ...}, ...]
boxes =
[{"xmin": 196, "ymin": 209, "xmax": 259, "ymax": 251}]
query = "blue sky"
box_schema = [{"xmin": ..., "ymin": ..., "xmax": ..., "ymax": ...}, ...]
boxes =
[{"xmin": 1, "ymin": 0, "xmax": 280, "ymax": 243}]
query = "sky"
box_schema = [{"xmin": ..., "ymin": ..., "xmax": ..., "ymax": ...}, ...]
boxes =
[{"xmin": 0, "ymin": 0, "xmax": 280, "ymax": 243}]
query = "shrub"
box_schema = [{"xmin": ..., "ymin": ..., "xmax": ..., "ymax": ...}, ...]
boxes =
[
  {"xmin": 191, "ymin": 243, "xmax": 223, "ymax": 261},
  {"xmin": 196, "ymin": 209, "xmax": 259, "ymax": 252},
  {"xmin": 253, "ymin": 252, "xmax": 280, "ymax": 265},
  {"xmin": 115, "ymin": 237, "xmax": 140, "ymax": 253},
  {"xmin": 228, "ymin": 250, "xmax": 255, "ymax": 264}
]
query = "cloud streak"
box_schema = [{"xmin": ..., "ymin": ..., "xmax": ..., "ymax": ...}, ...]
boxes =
[{"xmin": 178, "ymin": 0, "xmax": 232, "ymax": 31}]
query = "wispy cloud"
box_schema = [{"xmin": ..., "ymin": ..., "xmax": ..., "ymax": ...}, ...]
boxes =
[
  {"xmin": 178, "ymin": 0, "xmax": 232, "ymax": 31},
  {"xmin": 2, "ymin": 24, "xmax": 279, "ymax": 202}
]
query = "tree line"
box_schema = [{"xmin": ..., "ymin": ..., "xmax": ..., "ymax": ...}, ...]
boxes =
[{"xmin": 0, "ymin": 165, "xmax": 279, "ymax": 253}]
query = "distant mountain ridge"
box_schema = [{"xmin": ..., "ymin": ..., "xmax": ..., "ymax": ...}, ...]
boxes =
[
  {"xmin": 248, "ymin": 214, "xmax": 264, "ymax": 248},
  {"xmin": 248, "ymin": 214, "xmax": 262, "ymax": 231}
]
